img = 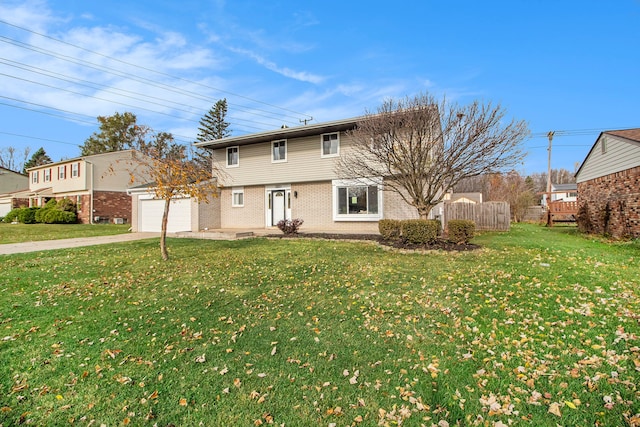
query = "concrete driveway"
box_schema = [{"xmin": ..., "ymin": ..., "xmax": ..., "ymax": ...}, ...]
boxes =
[{"xmin": 0, "ymin": 232, "xmax": 160, "ymax": 255}]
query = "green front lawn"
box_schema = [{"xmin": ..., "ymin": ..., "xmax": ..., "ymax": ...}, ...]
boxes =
[
  {"xmin": 1, "ymin": 224, "xmax": 639, "ymax": 426},
  {"xmin": 0, "ymin": 223, "xmax": 130, "ymax": 244}
]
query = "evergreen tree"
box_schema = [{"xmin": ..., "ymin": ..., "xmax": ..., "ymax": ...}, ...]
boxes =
[
  {"xmin": 194, "ymin": 99, "xmax": 231, "ymax": 173},
  {"xmin": 80, "ymin": 112, "xmax": 146, "ymax": 156},
  {"xmin": 23, "ymin": 147, "xmax": 52, "ymax": 173}
]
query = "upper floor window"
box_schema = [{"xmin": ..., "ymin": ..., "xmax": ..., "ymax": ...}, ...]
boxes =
[
  {"xmin": 58, "ymin": 165, "xmax": 66, "ymax": 179},
  {"xmin": 227, "ymin": 146, "xmax": 239, "ymax": 167},
  {"xmin": 71, "ymin": 162, "xmax": 79, "ymax": 178},
  {"xmin": 44, "ymin": 168, "xmax": 51, "ymax": 182},
  {"xmin": 321, "ymin": 133, "xmax": 340, "ymax": 157},
  {"xmin": 272, "ymin": 140, "xmax": 287, "ymax": 163},
  {"xmin": 31, "ymin": 171, "xmax": 39, "ymax": 183}
]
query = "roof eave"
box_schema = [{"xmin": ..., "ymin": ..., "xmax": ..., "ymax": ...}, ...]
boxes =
[{"xmin": 195, "ymin": 117, "xmax": 363, "ymax": 149}]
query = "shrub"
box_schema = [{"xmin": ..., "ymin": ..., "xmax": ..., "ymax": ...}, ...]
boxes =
[
  {"xmin": 447, "ymin": 220, "xmax": 475, "ymax": 244},
  {"xmin": 43, "ymin": 209, "xmax": 77, "ymax": 224},
  {"xmin": 3, "ymin": 209, "xmax": 20, "ymax": 223},
  {"xmin": 277, "ymin": 218, "xmax": 304, "ymax": 235},
  {"xmin": 576, "ymin": 203, "xmax": 592, "ymax": 234},
  {"xmin": 401, "ymin": 219, "xmax": 440, "ymax": 244},
  {"xmin": 378, "ymin": 219, "xmax": 402, "ymax": 241},
  {"xmin": 35, "ymin": 199, "xmax": 78, "ymax": 224},
  {"xmin": 18, "ymin": 207, "xmax": 39, "ymax": 224}
]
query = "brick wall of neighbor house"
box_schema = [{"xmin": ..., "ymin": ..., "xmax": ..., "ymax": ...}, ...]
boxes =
[
  {"xmin": 577, "ymin": 165, "xmax": 640, "ymax": 238},
  {"xmin": 220, "ymin": 185, "xmax": 265, "ymax": 228},
  {"xmin": 92, "ymin": 191, "xmax": 131, "ymax": 224},
  {"xmin": 75, "ymin": 194, "xmax": 91, "ymax": 224},
  {"xmin": 13, "ymin": 198, "xmax": 29, "ymax": 209}
]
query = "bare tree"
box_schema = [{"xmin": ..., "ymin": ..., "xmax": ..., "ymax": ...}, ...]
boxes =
[
  {"xmin": 0, "ymin": 146, "xmax": 30, "ymax": 173},
  {"xmin": 336, "ymin": 93, "xmax": 529, "ymax": 219},
  {"xmin": 487, "ymin": 171, "xmax": 536, "ymax": 222}
]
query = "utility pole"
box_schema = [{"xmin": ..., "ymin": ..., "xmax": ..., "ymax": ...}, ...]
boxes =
[{"xmin": 546, "ymin": 131, "xmax": 554, "ymax": 226}]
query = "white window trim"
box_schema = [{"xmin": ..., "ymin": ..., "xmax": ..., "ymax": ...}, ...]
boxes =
[
  {"xmin": 32, "ymin": 171, "xmax": 39, "ymax": 183},
  {"xmin": 226, "ymin": 146, "xmax": 239, "ymax": 168},
  {"xmin": 321, "ymin": 132, "xmax": 340, "ymax": 158},
  {"xmin": 71, "ymin": 163, "xmax": 79, "ymax": 178},
  {"xmin": 231, "ymin": 187, "xmax": 244, "ymax": 207},
  {"xmin": 44, "ymin": 168, "xmax": 51, "ymax": 182},
  {"xmin": 332, "ymin": 178, "xmax": 383, "ymax": 222},
  {"xmin": 271, "ymin": 139, "xmax": 287, "ymax": 163},
  {"xmin": 59, "ymin": 166, "xmax": 66, "ymax": 179}
]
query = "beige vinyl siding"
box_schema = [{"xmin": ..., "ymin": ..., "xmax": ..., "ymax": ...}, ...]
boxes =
[
  {"xmin": 577, "ymin": 135, "xmax": 640, "ymax": 183},
  {"xmin": 214, "ymin": 132, "xmax": 352, "ymax": 186}
]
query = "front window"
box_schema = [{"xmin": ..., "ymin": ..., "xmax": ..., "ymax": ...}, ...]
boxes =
[
  {"xmin": 76, "ymin": 195, "xmax": 82, "ymax": 212},
  {"xmin": 272, "ymin": 140, "xmax": 287, "ymax": 162},
  {"xmin": 71, "ymin": 163, "xmax": 79, "ymax": 178},
  {"xmin": 321, "ymin": 133, "xmax": 339, "ymax": 157},
  {"xmin": 232, "ymin": 187, "xmax": 244, "ymax": 207},
  {"xmin": 59, "ymin": 166, "xmax": 66, "ymax": 179},
  {"xmin": 32, "ymin": 171, "xmax": 39, "ymax": 183},
  {"xmin": 333, "ymin": 179, "xmax": 382, "ymax": 221},
  {"xmin": 44, "ymin": 168, "xmax": 51, "ymax": 182},
  {"xmin": 227, "ymin": 146, "xmax": 239, "ymax": 167}
]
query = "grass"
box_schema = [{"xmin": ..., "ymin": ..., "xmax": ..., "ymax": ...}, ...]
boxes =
[
  {"xmin": 1, "ymin": 224, "xmax": 639, "ymax": 426},
  {"xmin": 0, "ymin": 223, "xmax": 130, "ymax": 244}
]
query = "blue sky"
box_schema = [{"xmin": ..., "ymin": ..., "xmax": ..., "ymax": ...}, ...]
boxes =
[{"xmin": 1, "ymin": 0, "xmax": 639, "ymax": 175}]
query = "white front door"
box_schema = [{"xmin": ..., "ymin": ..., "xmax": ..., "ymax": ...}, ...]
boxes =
[
  {"xmin": 265, "ymin": 186, "xmax": 291, "ymax": 227},
  {"xmin": 271, "ymin": 190, "xmax": 286, "ymax": 225}
]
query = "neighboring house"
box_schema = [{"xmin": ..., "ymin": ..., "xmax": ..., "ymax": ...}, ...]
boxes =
[
  {"xmin": 446, "ymin": 192, "xmax": 483, "ymax": 204},
  {"xmin": 128, "ymin": 183, "xmax": 220, "ymax": 233},
  {"xmin": 26, "ymin": 150, "xmax": 151, "ymax": 224},
  {"xmin": 541, "ymin": 183, "xmax": 578, "ymax": 207},
  {"xmin": 195, "ymin": 117, "xmax": 439, "ymax": 233},
  {"xmin": 0, "ymin": 167, "xmax": 29, "ymax": 217},
  {"xmin": 575, "ymin": 128, "xmax": 640, "ymax": 237}
]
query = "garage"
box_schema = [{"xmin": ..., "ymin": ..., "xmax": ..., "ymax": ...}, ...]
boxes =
[
  {"xmin": 138, "ymin": 197, "xmax": 192, "ymax": 233},
  {"xmin": 0, "ymin": 201, "xmax": 12, "ymax": 218}
]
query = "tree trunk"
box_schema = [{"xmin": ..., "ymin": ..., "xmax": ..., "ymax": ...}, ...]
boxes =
[{"xmin": 160, "ymin": 197, "xmax": 171, "ymax": 260}]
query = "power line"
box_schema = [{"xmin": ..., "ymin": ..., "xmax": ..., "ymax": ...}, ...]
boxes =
[
  {"xmin": 0, "ymin": 131, "xmax": 80, "ymax": 147},
  {"xmin": 0, "ymin": 19, "xmax": 313, "ymax": 122}
]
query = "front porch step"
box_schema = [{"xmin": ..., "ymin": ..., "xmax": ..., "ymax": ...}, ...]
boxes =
[{"xmin": 172, "ymin": 231, "xmax": 255, "ymax": 240}]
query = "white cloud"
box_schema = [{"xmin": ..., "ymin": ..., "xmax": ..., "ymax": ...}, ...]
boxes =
[{"xmin": 228, "ymin": 47, "xmax": 324, "ymax": 84}]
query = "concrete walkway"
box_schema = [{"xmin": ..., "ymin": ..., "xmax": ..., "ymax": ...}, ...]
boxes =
[{"xmin": 0, "ymin": 232, "xmax": 161, "ymax": 255}]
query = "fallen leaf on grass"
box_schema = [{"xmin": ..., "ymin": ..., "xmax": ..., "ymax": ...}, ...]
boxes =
[
  {"xmin": 548, "ymin": 402, "xmax": 562, "ymax": 417},
  {"xmin": 179, "ymin": 398, "xmax": 187, "ymax": 406}
]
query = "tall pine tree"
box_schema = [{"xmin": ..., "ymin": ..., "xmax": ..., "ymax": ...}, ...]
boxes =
[
  {"xmin": 23, "ymin": 147, "xmax": 53, "ymax": 173},
  {"xmin": 195, "ymin": 99, "xmax": 231, "ymax": 173}
]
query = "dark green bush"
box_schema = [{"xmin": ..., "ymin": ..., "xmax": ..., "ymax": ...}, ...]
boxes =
[
  {"xmin": 401, "ymin": 219, "xmax": 440, "ymax": 244},
  {"xmin": 18, "ymin": 207, "xmax": 39, "ymax": 224},
  {"xmin": 34, "ymin": 199, "xmax": 78, "ymax": 224},
  {"xmin": 378, "ymin": 219, "xmax": 402, "ymax": 240},
  {"xmin": 447, "ymin": 220, "xmax": 475, "ymax": 244},
  {"xmin": 42, "ymin": 209, "xmax": 77, "ymax": 224}
]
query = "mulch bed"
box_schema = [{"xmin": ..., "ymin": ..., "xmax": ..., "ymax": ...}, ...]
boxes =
[{"xmin": 266, "ymin": 232, "xmax": 480, "ymax": 252}]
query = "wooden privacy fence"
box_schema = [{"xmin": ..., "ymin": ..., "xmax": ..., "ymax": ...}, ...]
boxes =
[{"xmin": 443, "ymin": 201, "xmax": 510, "ymax": 231}]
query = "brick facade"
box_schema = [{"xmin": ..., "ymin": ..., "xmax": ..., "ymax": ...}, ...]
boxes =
[
  {"xmin": 72, "ymin": 192, "xmax": 131, "ymax": 224},
  {"xmin": 577, "ymin": 165, "xmax": 640, "ymax": 238}
]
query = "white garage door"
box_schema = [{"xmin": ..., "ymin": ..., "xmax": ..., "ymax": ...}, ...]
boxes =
[
  {"xmin": 139, "ymin": 198, "xmax": 191, "ymax": 232},
  {"xmin": 0, "ymin": 202, "xmax": 12, "ymax": 217}
]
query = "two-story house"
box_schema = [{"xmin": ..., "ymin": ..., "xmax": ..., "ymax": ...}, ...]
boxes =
[
  {"xmin": 26, "ymin": 150, "xmax": 150, "ymax": 224},
  {"xmin": 195, "ymin": 117, "xmax": 424, "ymax": 233}
]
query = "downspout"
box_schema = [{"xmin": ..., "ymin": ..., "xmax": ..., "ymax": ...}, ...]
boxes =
[{"xmin": 86, "ymin": 161, "xmax": 94, "ymax": 224}]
